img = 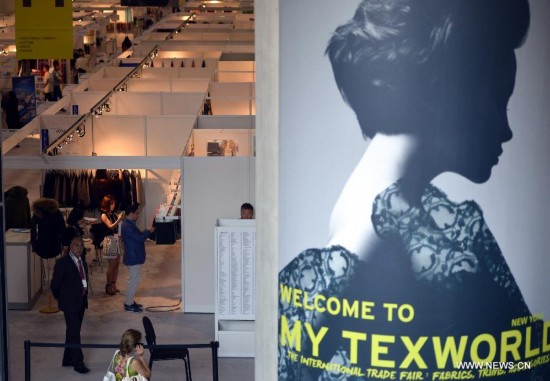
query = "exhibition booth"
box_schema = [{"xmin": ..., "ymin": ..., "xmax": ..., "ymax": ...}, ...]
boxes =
[
  {"xmin": 1, "ymin": 6, "xmax": 257, "ymax": 363},
  {"xmin": 3, "ymin": 46, "xmax": 256, "ymax": 320}
]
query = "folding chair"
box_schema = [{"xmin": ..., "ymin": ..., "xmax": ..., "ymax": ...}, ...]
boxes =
[{"xmin": 142, "ymin": 316, "xmax": 192, "ymax": 381}]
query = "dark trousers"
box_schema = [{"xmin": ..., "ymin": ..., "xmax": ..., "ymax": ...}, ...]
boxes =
[
  {"xmin": 53, "ymin": 86, "xmax": 62, "ymax": 101},
  {"xmin": 62, "ymin": 305, "xmax": 85, "ymax": 368}
]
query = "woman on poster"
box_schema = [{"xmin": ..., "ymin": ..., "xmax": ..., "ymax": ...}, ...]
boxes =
[{"xmin": 278, "ymin": 0, "xmax": 549, "ymax": 380}]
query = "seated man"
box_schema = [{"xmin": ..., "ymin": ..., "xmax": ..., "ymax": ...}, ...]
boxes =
[{"xmin": 240, "ymin": 203, "xmax": 254, "ymax": 219}]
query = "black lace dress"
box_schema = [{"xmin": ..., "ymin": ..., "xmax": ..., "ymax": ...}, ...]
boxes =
[{"xmin": 278, "ymin": 182, "xmax": 547, "ymax": 380}]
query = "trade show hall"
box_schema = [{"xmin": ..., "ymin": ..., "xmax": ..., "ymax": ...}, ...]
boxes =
[{"xmin": 1, "ymin": 1, "xmax": 256, "ymax": 380}]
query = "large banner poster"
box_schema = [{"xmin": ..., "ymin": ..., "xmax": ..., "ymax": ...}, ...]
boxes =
[
  {"xmin": 12, "ymin": 76, "xmax": 37, "ymax": 128},
  {"xmin": 278, "ymin": 1, "xmax": 550, "ymax": 380}
]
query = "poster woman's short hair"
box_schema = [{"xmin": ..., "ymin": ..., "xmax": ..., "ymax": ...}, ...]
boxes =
[{"xmin": 326, "ymin": 0, "xmax": 530, "ymax": 139}]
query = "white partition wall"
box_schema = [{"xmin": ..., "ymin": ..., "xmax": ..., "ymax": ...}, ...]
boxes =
[
  {"xmin": 139, "ymin": 67, "xmax": 216, "ymax": 79},
  {"xmin": 182, "ymin": 157, "xmax": 256, "ymax": 313},
  {"xmin": 146, "ymin": 116, "xmax": 195, "ymax": 156},
  {"xmin": 127, "ymin": 78, "xmax": 210, "ymax": 93},
  {"xmin": 86, "ymin": 115, "xmax": 196, "ymax": 156},
  {"xmin": 87, "ymin": 79, "xmax": 120, "ymax": 92},
  {"xmin": 179, "ymin": 67, "xmax": 216, "ymax": 79},
  {"xmin": 197, "ymin": 115, "xmax": 255, "ymax": 130},
  {"xmin": 161, "ymin": 93, "xmax": 204, "ymax": 115},
  {"xmin": 127, "ymin": 79, "xmax": 172, "ymax": 92},
  {"xmin": 115, "ymin": 93, "xmax": 163, "ymax": 115},
  {"xmin": 218, "ymin": 61, "xmax": 255, "ymax": 72},
  {"xmin": 41, "ymin": 115, "xmax": 94, "ymax": 156},
  {"xmin": 103, "ymin": 67, "xmax": 133, "ymax": 78},
  {"xmin": 210, "ymin": 97, "xmax": 254, "ymax": 115},
  {"xmin": 71, "ymin": 91, "xmax": 110, "ymax": 115},
  {"xmin": 171, "ymin": 79, "xmax": 210, "ymax": 93},
  {"xmin": 92, "ymin": 116, "xmax": 146, "ymax": 156},
  {"xmin": 110, "ymin": 93, "xmax": 203, "ymax": 115},
  {"xmin": 209, "ymin": 82, "xmax": 253, "ymax": 97},
  {"xmin": 216, "ymin": 72, "xmax": 255, "ymax": 83}
]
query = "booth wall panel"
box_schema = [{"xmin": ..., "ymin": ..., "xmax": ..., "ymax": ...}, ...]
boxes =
[
  {"xmin": 209, "ymin": 82, "xmax": 252, "ymax": 98},
  {"xmin": 197, "ymin": 115, "xmax": 255, "ymax": 130},
  {"xmin": 162, "ymin": 93, "xmax": 204, "ymax": 115},
  {"xmin": 75, "ymin": 131, "xmax": 94, "ymax": 156},
  {"xmin": 140, "ymin": 67, "xmax": 215, "ymax": 79},
  {"xmin": 216, "ymin": 72, "xmax": 255, "ymax": 83},
  {"xmin": 92, "ymin": 116, "xmax": 146, "ymax": 155},
  {"xmin": 210, "ymin": 98, "xmax": 252, "ymax": 115},
  {"xmin": 182, "ymin": 157, "xmax": 255, "ymax": 313},
  {"xmin": 71, "ymin": 92, "xmax": 110, "ymax": 115},
  {"xmin": 143, "ymin": 34, "xmax": 166, "ymax": 41},
  {"xmin": 234, "ymin": 21, "xmax": 255, "ymax": 29},
  {"xmin": 41, "ymin": 115, "xmax": 79, "ymax": 131},
  {"xmin": 171, "ymin": 79, "xmax": 210, "ymax": 93},
  {"xmin": 103, "ymin": 66, "xmax": 133, "ymax": 79},
  {"xmin": 142, "ymin": 68, "xmax": 181, "ymax": 79},
  {"xmin": 218, "ymin": 61, "xmax": 255, "ymax": 72},
  {"xmin": 115, "ymin": 93, "xmax": 162, "ymax": 115},
  {"xmin": 179, "ymin": 67, "xmax": 216, "ymax": 79},
  {"xmin": 87, "ymin": 79, "xmax": 120, "ymax": 92},
  {"xmin": 41, "ymin": 115, "xmax": 94, "ymax": 156},
  {"xmin": 128, "ymin": 79, "xmax": 171, "ymax": 92},
  {"xmin": 146, "ymin": 116, "xmax": 195, "ymax": 156}
]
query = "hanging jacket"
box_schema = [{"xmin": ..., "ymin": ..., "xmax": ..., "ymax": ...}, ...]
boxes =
[
  {"xmin": 4, "ymin": 186, "xmax": 31, "ymax": 230},
  {"xmin": 31, "ymin": 198, "xmax": 66, "ymax": 259}
]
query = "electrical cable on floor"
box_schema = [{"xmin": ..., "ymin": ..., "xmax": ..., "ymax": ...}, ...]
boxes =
[{"xmin": 145, "ymin": 298, "xmax": 182, "ymax": 312}]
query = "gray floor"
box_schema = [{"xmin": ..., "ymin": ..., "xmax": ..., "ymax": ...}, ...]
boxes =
[{"xmin": 6, "ymin": 239, "xmax": 254, "ymax": 381}]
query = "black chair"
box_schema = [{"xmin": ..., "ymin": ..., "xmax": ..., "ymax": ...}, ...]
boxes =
[{"xmin": 142, "ymin": 316, "xmax": 192, "ymax": 381}]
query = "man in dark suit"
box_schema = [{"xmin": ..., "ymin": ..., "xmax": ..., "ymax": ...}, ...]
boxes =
[{"xmin": 51, "ymin": 236, "xmax": 90, "ymax": 374}]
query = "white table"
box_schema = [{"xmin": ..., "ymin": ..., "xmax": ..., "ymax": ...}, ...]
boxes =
[{"xmin": 6, "ymin": 229, "xmax": 42, "ymax": 310}]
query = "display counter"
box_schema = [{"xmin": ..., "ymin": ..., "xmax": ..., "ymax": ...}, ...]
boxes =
[{"xmin": 5, "ymin": 229, "xmax": 42, "ymax": 310}]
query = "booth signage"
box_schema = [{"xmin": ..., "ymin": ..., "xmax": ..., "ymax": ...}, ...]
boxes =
[{"xmin": 15, "ymin": 0, "xmax": 73, "ymax": 59}]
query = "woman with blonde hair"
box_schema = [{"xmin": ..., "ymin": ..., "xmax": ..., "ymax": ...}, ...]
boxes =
[{"xmin": 108, "ymin": 329, "xmax": 151, "ymax": 380}]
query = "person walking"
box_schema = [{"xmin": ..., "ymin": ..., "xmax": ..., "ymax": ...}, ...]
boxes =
[
  {"xmin": 121, "ymin": 204, "xmax": 154, "ymax": 313},
  {"xmin": 42, "ymin": 64, "xmax": 54, "ymax": 101},
  {"xmin": 51, "ymin": 60, "xmax": 63, "ymax": 101},
  {"xmin": 1, "ymin": 91, "xmax": 19, "ymax": 129},
  {"xmin": 50, "ymin": 236, "xmax": 90, "ymax": 374}
]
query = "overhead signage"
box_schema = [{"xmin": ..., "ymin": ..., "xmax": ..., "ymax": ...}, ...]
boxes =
[{"xmin": 15, "ymin": 0, "xmax": 73, "ymax": 59}]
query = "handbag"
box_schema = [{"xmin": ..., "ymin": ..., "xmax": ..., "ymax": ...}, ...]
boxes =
[
  {"xmin": 122, "ymin": 356, "xmax": 148, "ymax": 381},
  {"xmin": 103, "ymin": 350, "xmax": 119, "ymax": 381},
  {"xmin": 103, "ymin": 235, "xmax": 123, "ymax": 259}
]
